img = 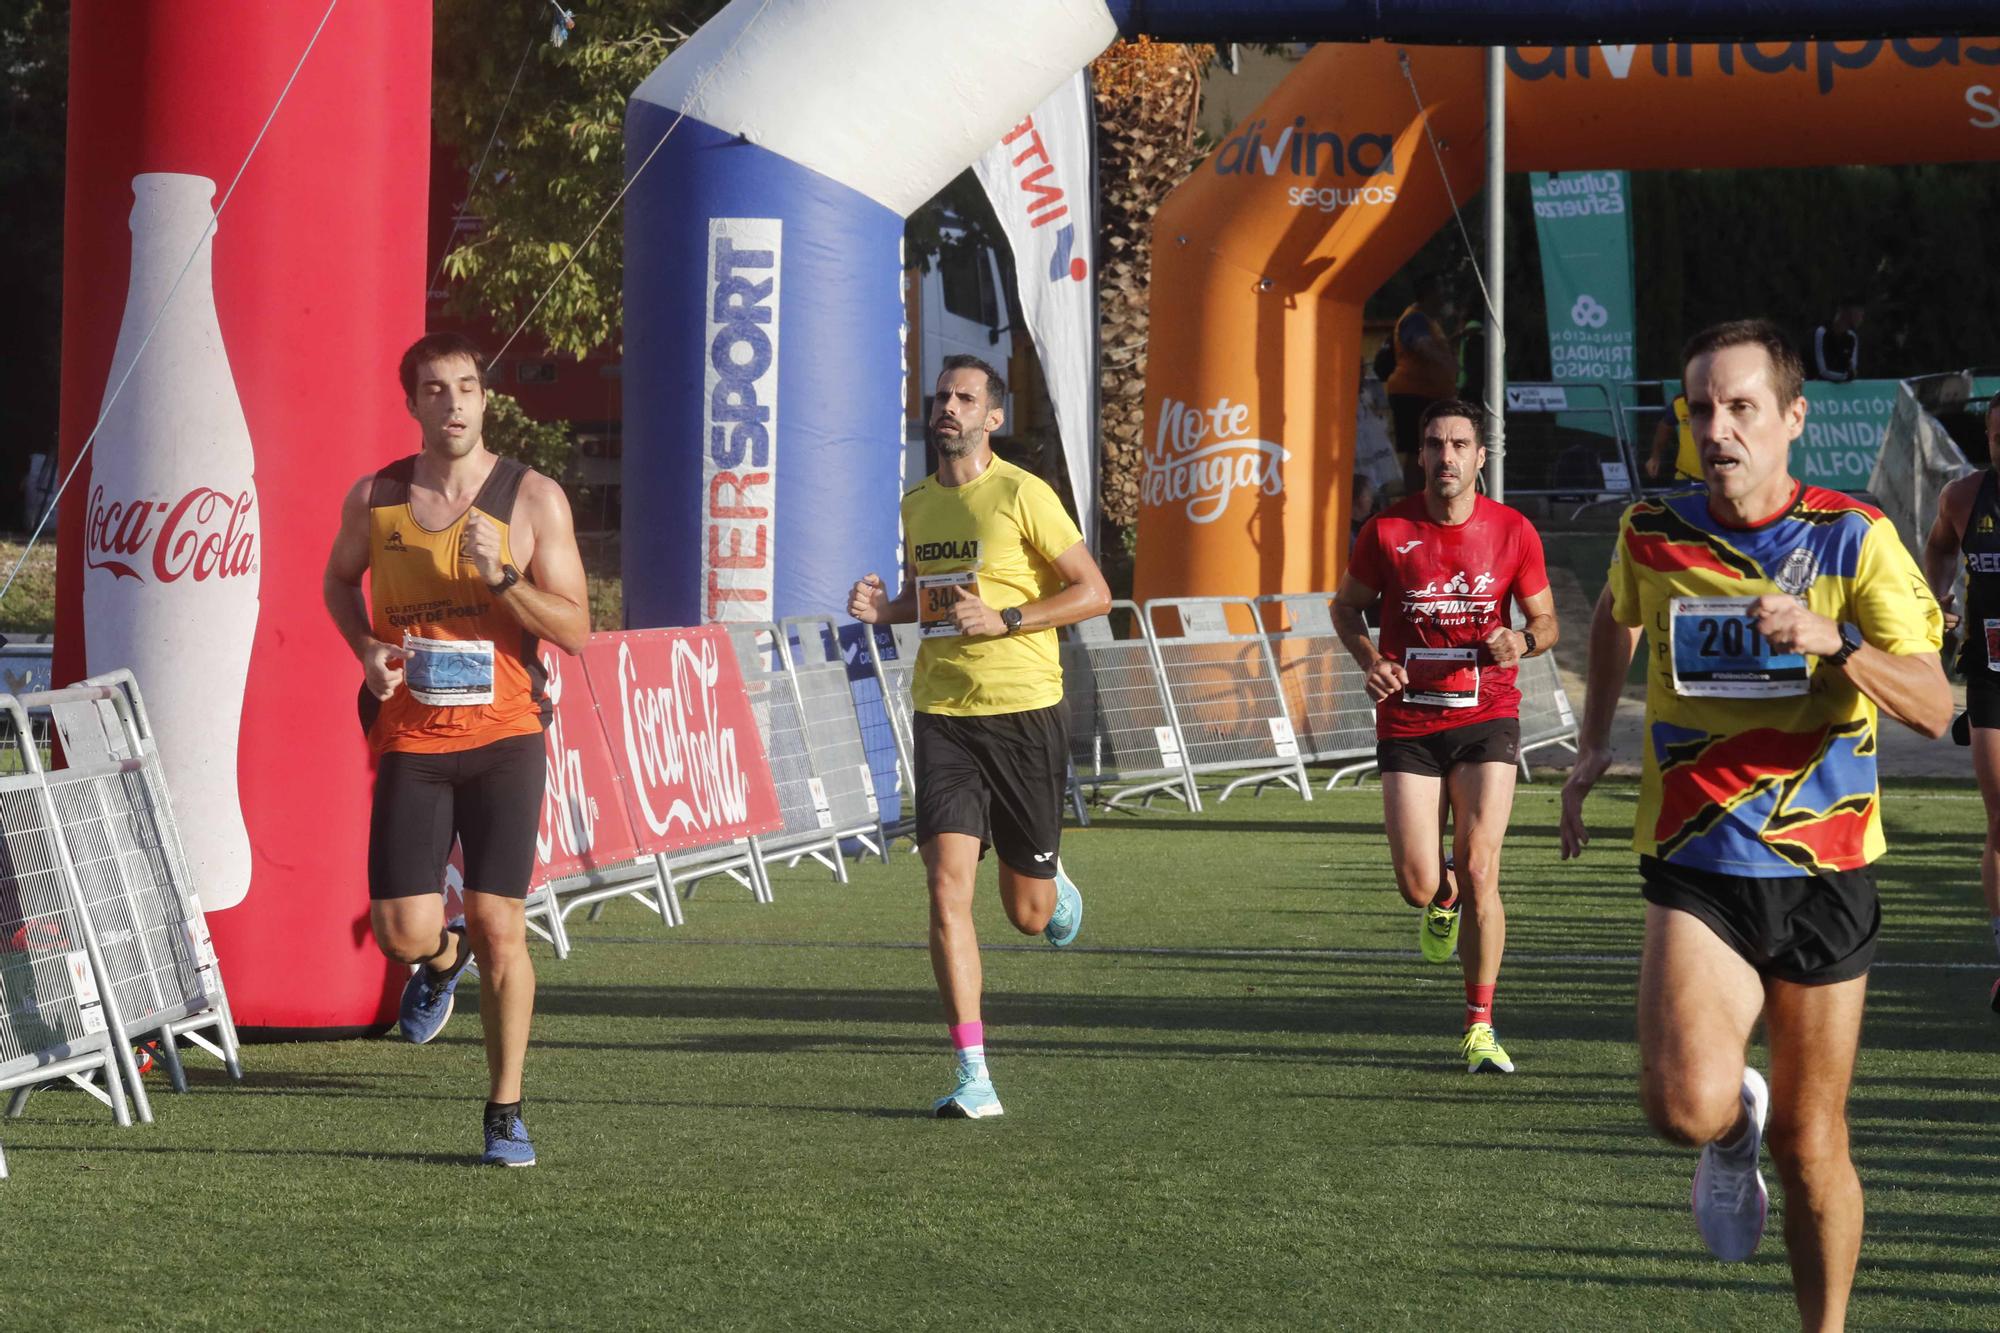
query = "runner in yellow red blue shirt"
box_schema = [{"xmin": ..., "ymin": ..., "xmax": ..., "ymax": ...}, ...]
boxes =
[
  {"xmin": 1559, "ymin": 320, "xmax": 1949, "ymax": 1327},
  {"xmin": 848, "ymin": 354, "xmax": 1110, "ymax": 1121}
]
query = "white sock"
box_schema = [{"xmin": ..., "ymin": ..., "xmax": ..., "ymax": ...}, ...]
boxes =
[{"xmin": 957, "ymin": 1044, "xmax": 986, "ymax": 1075}]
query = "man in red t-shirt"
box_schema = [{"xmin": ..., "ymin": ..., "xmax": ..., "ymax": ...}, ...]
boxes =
[{"xmin": 1333, "ymin": 399, "xmax": 1559, "ymax": 1073}]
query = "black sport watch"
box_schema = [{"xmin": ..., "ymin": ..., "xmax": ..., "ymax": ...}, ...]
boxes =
[
  {"xmin": 1000, "ymin": 606, "xmax": 1024, "ymax": 635},
  {"xmin": 1826, "ymin": 621, "xmax": 1864, "ymax": 668},
  {"xmin": 1520, "ymin": 630, "xmax": 1536, "ymax": 657},
  {"xmin": 488, "ymin": 564, "xmax": 520, "ymax": 595}
]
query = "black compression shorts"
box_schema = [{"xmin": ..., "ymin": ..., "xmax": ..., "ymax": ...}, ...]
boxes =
[{"xmin": 369, "ymin": 732, "xmax": 546, "ymax": 901}]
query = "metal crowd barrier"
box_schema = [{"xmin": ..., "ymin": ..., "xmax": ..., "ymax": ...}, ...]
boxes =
[
  {"xmin": 861, "ymin": 622, "xmax": 920, "ymax": 843},
  {"xmin": 1500, "ymin": 381, "xmax": 1642, "ymax": 512},
  {"xmin": 1061, "ymin": 601, "xmax": 1194, "ymax": 810},
  {"xmin": 1513, "ymin": 649, "xmax": 1581, "ymax": 779},
  {"xmin": 1, "ymin": 674, "xmax": 243, "ymax": 1178},
  {"xmin": 783, "ymin": 616, "xmax": 887, "ymax": 862},
  {"xmin": 1255, "ymin": 594, "xmax": 1381, "ymax": 788},
  {"xmin": 1144, "ymin": 598, "xmax": 1313, "ymax": 805},
  {"xmin": 0, "ymin": 699, "xmax": 133, "ymax": 1178},
  {"xmin": 728, "ymin": 623, "xmax": 849, "ymax": 884}
]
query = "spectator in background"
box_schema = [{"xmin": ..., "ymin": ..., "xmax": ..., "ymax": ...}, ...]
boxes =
[
  {"xmin": 1457, "ymin": 287, "xmax": 1490, "ymax": 410},
  {"xmin": 1385, "ymin": 271, "xmax": 1461, "ymax": 497},
  {"xmin": 1811, "ymin": 300, "xmax": 1864, "ymax": 383},
  {"xmin": 1644, "ymin": 392, "xmax": 1701, "ymax": 486}
]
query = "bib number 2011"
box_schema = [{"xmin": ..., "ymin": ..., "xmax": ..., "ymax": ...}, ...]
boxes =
[{"xmin": 1669, "ymin": 597, "xmax": 1809, "ymax": 698}]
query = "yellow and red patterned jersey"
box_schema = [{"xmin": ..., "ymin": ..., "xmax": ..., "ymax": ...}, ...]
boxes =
[{"xmin": 1608, "ymin": 483, "xmax": 1941, "ymax": 875}]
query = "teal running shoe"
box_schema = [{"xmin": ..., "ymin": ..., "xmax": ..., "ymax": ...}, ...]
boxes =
[
  {"xmin": 482, "ymin": 1112, "xmax": 538, "ymax": 1167},
  {"xmin": 932, "ymin": 1061, "xmax": 1004, "ymax": 1119},
  {"xmin": 1044, "ymin": 863, "xmax": 1083, "ymax": 949}
]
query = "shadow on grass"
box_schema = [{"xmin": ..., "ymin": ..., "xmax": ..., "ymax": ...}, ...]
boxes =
[{"xmin": 8, "ymin": 1139, "xmax": 473, "ymax": 1167}]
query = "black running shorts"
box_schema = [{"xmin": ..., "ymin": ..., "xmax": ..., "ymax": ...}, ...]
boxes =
[
  {"xmin": 1375, "ymin": 716, "xmax": 1520, "ymax": 778},
  {"xmin": 1639, "ymin": 855, "xmax": 1880, "ymax": 985},
  {"xmin": 369, "ymin": 732, "xmax": 546, "ymax": 901},
  {"xmin": 913, "ymin": 704, "xmax": 1067, "ymax": 879},
  {"xmin": 1967, "ymin": 673, "xmax": 2000, "ymax": 730}
]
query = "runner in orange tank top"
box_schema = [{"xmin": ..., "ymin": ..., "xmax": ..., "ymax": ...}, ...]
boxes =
[{"xmin": 322, "ymin": 333, "xmax": 588, "ymax": 1167}]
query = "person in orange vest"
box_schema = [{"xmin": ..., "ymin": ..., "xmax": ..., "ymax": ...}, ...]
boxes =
[
  {"xmin": 323, "ymin": 332, "xmax": 590, "ymax": 1168},
  {"xmin": 1384, "ymin": 271, "xmax": 1461, "ymax": 497}
]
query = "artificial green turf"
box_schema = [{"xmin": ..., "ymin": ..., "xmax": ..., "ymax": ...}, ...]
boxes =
[{"xmin": 4, "ymin": 779, "xmax": 1996, "ymax": 1330}]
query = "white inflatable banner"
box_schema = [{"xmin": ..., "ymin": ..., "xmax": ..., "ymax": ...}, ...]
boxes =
[{"xmin": 972, "ymin": 71, "xmax": 1099, "ymax": 549}]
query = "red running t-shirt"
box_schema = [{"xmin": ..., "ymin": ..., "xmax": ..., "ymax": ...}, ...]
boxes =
[{"xmin": 1347, "ymin": 493, "xmax": 1550, "ymax": 739}]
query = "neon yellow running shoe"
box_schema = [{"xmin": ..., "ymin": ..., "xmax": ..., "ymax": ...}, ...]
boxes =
[
  {"xmin": 1460, "ymin": 1022, "xmax": 1514, "ymax": 1074},
  {"xmin": 1418, "ymin": 892, "xmax": 1460, "ymax": 964}
]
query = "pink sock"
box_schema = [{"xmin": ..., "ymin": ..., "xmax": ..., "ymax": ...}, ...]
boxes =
[{"xmin": 949, "ymin": 1021, "xmax": 984, "ymax": 1053}]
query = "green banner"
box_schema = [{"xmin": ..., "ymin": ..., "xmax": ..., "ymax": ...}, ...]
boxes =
[
  {"xmin": 1529, "ymin": 171, "xmax": 1637, "ymax": 388},
  {"xmin": 1791, "ymin": 380, "xmax": 1903, "ymax": 489}
]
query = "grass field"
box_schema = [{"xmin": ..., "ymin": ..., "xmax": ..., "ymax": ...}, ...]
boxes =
[{"xmin": 4, "ymin": 778, "xmax": 1997, "ymax": 1330}]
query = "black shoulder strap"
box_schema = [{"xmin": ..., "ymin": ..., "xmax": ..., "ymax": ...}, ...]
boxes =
[
  {"xmin": 472, "ymin": 456, "xmax": 531, "ymax": 524},
  {"xmin": 367, "ymin": 456, "xmax": 417, "ymax": 508}
]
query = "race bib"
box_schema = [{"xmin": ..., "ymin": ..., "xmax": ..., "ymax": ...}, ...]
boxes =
[
  {"xmin": 918, "ymin": 571, "xmax": 978, "ymax": 639},
  {"xmin": 1404, "ymin": 646, "xmax": 1480, "ymax": 708},
  {"xmin": 1669, "ymin": 597, "xmax": 1809, "ymax": 697},
  {"xmin": 1986, "ymin": 619, "xmax": 2000, "ymax": 673},
  {"xmin": 404, "ymin": 634, "xmax": 496, "ymax": 706}
]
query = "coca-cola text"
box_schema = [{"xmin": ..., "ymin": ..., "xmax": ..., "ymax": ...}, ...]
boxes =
[{"xmin": 85, "ymin": 483, "xmax": 258, "ymax": 583}]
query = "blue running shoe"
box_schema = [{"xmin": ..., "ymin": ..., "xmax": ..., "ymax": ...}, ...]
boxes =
[
  {"xmin": 482, "ymin": 1112, "xmax": 537, "ymax": 1167},
  {"xmin": 932, "ymin": 1061, "xmax": 1004, "ymax": 1119},
  {"xmin": 398, "ymin": 928, "xmax": 468, "ymax": 1045},
  {"xmin": 1044, "ymin": 863, "xmax": 1083, "ymax": 949}
]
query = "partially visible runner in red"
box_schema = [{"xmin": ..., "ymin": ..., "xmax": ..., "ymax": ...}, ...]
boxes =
[{"xmin": 1333, "ymin": 398, "xmax": 1560, "ymax": 1073}]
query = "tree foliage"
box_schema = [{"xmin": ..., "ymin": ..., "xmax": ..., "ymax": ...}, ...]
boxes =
[
  {"xmin": 1, "ymin": 0, "xmax": 69, "ymax": 487},
  {"xmin": 1091, "ymin": 38, "xmax": 1213, "ymax": 543},
  {"xmin": 430, "ymin": 0, "xmax": 724, "ymax": 359},
  {"xmin": 482, "ymin": 390, "xmax": 576, "ymax": 479}
]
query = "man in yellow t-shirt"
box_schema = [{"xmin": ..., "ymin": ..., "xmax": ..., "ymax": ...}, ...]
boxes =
[
  {"xmin": 1559, "ymin": 320, "xmax": 1948, "ymax": 1325},
  {"xmin": 849, "ymin": 355, "xmax": 1110, "ymax": 1120},
  {"xmin": 1645, "ymin": 392, "xmax": 1702, "ymax": 485}
]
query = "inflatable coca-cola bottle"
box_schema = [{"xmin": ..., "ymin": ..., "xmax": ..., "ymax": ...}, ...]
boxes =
[
  {"xmin": 84, "ymin": 173, "xmax": 261, "ymax": 912},
  {"xmin": 58, "ymin": 3, "xmax": 431, "ymax": 1033}
]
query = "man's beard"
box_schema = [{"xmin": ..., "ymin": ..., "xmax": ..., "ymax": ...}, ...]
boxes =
[{"xmin": 930, "ymin": 424, "xmax": 980, "ymax": 459}]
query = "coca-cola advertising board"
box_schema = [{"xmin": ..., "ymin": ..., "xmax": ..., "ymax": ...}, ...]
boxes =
[
  {"xmin": 535, "ymin": 645, "xmax": 642, "ymax": 883},
  {"xmin": 57, "ymin": 5, "xmax": 431, "ymax": 1033},
  {"xmin": 582, "ymin": 628, "xmax": 783, "ymax": 853}
]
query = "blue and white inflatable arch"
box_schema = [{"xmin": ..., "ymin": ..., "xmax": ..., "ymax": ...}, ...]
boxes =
[{"xmin": 623, "ymin": 0, "xmax": 1117, "ymax": 628}]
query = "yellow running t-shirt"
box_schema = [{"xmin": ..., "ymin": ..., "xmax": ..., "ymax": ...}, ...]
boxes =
[{"xmin": 902, "ymin": 457, "xmax": 1083, "ymax": 716}]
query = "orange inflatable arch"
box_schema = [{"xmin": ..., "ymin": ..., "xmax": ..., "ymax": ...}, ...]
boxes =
[{"xmin": 1135, "ymin": 38, "xmax": 2000, "ymax": 602}]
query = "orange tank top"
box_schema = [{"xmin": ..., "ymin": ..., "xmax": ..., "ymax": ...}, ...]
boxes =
[
  {"xmin": 363, "ymin": 455, "xmax": 549, "ymax": 755},
  {"xmin": 1384, "ymin": 302, "xmax": 1459, "ymax": 400}
]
